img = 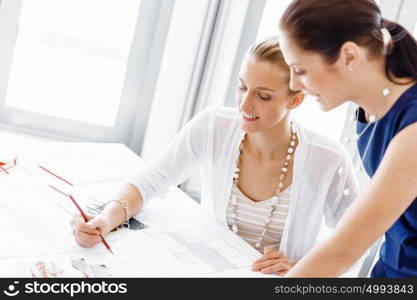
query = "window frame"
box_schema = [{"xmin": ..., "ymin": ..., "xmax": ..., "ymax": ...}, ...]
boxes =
[{"xmin": 139, "ymin": 0, "xmax": 222, "ymax": 159}]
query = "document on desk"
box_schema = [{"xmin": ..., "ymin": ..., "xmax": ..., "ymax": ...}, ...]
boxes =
[
  {"xmin": 85, "ymin": 197, "xmax": 272, "ymax": 278},
  {"xmin": 99, "ymin": 225, "xmax": 264, "ymax": 277},
  {"xmin": 76, "ymin": 186, "xmax": 274, "ymax": 278}
]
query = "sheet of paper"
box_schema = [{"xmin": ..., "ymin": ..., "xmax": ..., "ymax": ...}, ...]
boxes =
[
  {"xmin": 65, "ymin": 185, "xmax": 267, "ymax": 277},
  {"xmin": 96, "ymin": 225, "xmax": 265, "ymax": 277},
  {"xmin": 92, "ymin": 188, "xmax": 268, "ymax": 277}
]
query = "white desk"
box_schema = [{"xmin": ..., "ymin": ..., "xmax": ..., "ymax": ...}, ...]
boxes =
[{"xmin": 0, "ymin": 132, "xmax": 265, "ymax": 278}]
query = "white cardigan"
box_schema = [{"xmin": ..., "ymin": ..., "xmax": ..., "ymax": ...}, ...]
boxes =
[{"xmin": 128, "ymin": 106, "xmax": 359, "ymax": 262}]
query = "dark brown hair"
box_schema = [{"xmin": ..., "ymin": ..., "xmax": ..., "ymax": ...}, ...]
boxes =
[{"xmin": 280, "ymin": 0, "xmax": 417, "ymax": 84}]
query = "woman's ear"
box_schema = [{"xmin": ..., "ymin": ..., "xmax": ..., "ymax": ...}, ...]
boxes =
[
  {"xmin": 339, "ymin": 41, "xmax": 361, "ymax": 72},
  {"xmin": 287, "ymin": 92, "xmax": 304, "ymax": 109}
]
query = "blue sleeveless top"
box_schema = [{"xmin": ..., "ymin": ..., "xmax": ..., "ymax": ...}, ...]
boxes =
[{"xmin": 357, "ymin": 83, "xmax": 417, "ymax": 277}]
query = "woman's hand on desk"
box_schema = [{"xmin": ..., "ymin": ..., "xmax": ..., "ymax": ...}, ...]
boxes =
[
  {"xmin": 70, "ymin": 214, "xmax": 111, "ymax": 248},
  {"xmin": 252, "ymin": 247, "xmax": 295, "ymax": 276}
]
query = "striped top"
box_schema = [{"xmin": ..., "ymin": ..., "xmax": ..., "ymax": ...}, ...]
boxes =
[{"xmin": 226, "ymin": 184, "xmax": 291, "ymax": 252}]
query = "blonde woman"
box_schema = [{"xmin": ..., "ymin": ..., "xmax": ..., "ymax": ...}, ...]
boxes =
[{"xmin": 71, "ymin": 37, "xmax": 359, "ymax": 276}]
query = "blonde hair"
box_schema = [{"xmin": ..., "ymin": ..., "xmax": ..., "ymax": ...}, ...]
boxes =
[{"xmin": 248, "ymin": 36, "xmax": 297, "ymax": 95}]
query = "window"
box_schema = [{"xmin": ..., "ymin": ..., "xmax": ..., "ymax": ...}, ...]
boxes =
[
  {"xmin": 0, "ymin": 0, "xmax": 175, "ymax": 147},
  {"xmin": 5, "ymin": 0, "xmax": 141, "ymax": 127},
  {"xmin": 256, "ymin": 0, "xmax": 292, "ymax": 38}
]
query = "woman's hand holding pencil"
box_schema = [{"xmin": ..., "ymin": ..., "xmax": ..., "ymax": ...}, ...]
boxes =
[{"xmin": 70, "ymin": 214, "xmax": 113, "ymax": 249}]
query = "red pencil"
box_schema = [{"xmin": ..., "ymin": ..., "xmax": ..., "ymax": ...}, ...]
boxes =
[
  {"xmin": 39, "ymin": 165, "xmax": 74, "ymax": 186},
  {"xmin": 40, "ymin": 162, "xmax": 114, "ymax": 255},
  {"xmin": 68, "ymin": 194, "xmax": 114, "ymax": 255}
]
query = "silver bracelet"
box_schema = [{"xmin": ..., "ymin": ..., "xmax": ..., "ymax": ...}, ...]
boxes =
[{"xmin": 109, "ymin": 199, "xmax": 130, "ymax": 229}]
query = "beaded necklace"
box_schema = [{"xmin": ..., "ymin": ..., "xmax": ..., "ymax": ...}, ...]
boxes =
[{"xmin": 229, "ymin": 122, "xmax": 297, "ymax": 249}]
